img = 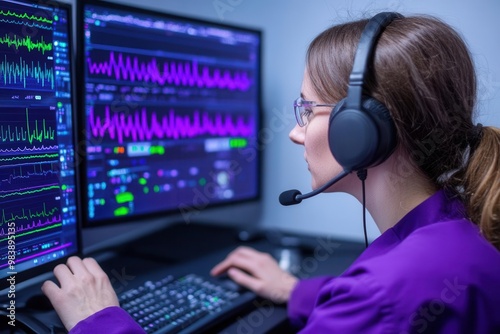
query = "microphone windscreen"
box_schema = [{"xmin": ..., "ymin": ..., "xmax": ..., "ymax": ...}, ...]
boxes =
[{"xmin": 279, "ymin": 189, "xmax": 302, "ymax": 206}]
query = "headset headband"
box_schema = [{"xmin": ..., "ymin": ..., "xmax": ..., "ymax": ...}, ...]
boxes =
[{"xmin": 345, "ymin": 12, "xmax": 403, "ymax": 109}]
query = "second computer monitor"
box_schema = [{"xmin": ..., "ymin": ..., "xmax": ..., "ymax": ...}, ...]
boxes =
[
  {"xmin": 0, "ymin": 0, "xmax": 79, "ymax": 290},
  {"xmin": 79, "ymin": 1, "xmax": 262, "ymax": 225}
]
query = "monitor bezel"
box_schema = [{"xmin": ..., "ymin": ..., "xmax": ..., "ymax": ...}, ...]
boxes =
[
  {"xmin": 76, "ymin": 0, "xmax": 263, "ymax": 228},
  {"xmin": 0, "ymin": 0, "xmax": 83, "ymax": 292}
]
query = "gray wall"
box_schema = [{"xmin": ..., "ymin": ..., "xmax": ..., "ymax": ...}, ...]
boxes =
[{"xmin": 72, "ymin": 0, "xmax": 500, "ymax": 251}]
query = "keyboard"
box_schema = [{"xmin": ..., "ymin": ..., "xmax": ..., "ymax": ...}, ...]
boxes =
[{"xmin": 119, "ymin": 273, "xmax": 256, "ymax": 334}]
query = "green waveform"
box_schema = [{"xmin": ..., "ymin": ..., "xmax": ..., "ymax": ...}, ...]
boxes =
[
  {"xmin": 0, "ymin": 10, "xmax": 53, "ymax": 24},
  {"xmin": 0, "ymin": 34, "xmax": 52, "ymax": 54},
  {"xmin": 0, "ymin": 55, "xmax": 54, "ymax": 89},
  {"xmin": 0, "ymin": 108, "xmax": 56, "ymax": 145},
  {"xmin": 0, "ymin": 223, "xmax": 62, "ymax": 242},
  {"xmin": 0, "ymin": 153, "xmax": 58, "ymax": 162},
  {"xmin": 1, "ymin": 202, "xmax": 59, "ymax": 226},
  {"xmin": 0, "ymin": 185, "xmax": 60, "ymax": 199}
]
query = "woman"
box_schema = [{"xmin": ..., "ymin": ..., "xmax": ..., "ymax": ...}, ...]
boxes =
[{"xmin": 43, "ymin": 13, "xmax": 500, "ymax": 333}]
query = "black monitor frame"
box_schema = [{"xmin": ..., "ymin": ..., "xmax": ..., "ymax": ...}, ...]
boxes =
[
  {"xmin": 0, "ymin": 0, "xmax": 82, "ymax": 292},
  {"xmin": 76, "ymin": 0, "xmax": 263, "ymax": 228}
]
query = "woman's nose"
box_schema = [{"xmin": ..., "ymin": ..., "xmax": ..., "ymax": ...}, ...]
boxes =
[{"xmin": 289, "ymin": 124, "xmax": 305, "ymax": 145}]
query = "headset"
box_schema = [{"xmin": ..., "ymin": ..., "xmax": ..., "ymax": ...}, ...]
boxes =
[
  {"xmin": 328, "ymin": 12, "xmax": 401, "ymax": 172},
  {"xmin": 280, "ymin": 12, "xmax": 402, "ymax": 208}
]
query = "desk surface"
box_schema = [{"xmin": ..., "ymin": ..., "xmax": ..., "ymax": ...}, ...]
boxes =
[{"xmin": 13, "ymin": 222, "xmax": 365, "ymax": 333}]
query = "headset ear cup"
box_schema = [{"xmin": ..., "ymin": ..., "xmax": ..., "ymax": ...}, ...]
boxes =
[
  {"xmin": 326, "ymin": 12, "xmax": 401, "ymax": 172},
  {"xmin": 328, "ymin": 98, "xmax": 348, "ymax": 166},
  {"xmin": 328, "ymin": 96, "xmax": 396, "ymax": 171},
  {"xmin": 361, "ymin": 97, "xmax": 397, "ymax": 166},
  {"xmin": 328, "ymin": 98, "xmax": 345, "ymax": 164},
  {"xmin": 329, "ymin": 98, "xmax": 345, "ymax": 123}
]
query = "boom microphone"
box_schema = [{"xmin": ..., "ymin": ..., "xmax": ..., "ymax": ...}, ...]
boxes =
[{"xmin": 279, "ymin": 169, "xmax": 350, "ymax": 206}]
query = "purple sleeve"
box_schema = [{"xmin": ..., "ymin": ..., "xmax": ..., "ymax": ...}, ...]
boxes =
[
  {"xmin": 69, "ymin": 306, "xmax": 145, "ymax": 334},
  {"xmin": 287, "ymin": 276, "xmax": 334, "ymax": 329},
  {"xmin": 290, "ymin": 274, "xmax": 395, "ymax": 333}
]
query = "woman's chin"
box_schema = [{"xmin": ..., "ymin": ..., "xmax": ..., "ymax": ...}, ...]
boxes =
[
  {"xmin": 311, "ymin": 179, "xmax": 325, "ymax": 191},
  {"xmin": 311, "ymin": 176, "xmax": 344, "ymax": 193}
]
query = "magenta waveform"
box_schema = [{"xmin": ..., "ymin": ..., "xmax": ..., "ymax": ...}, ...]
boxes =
[
  {"xmin": 87, "ymin": 51, "xmax": 252, "ymax": 91},
  {"xmin": 89, "ymin": 106, "xmax": 254, "ymax": 144},
  {"xmin": 0, "ymin": 215, "xmax": 62, "ymax": 236}
]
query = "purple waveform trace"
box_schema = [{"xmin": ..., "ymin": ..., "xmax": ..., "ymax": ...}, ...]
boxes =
[
  {"xmin": 0, "ymin": 215, "xmax": 62, "ymax": 236},
  {"xmin": 1, "ymin": 164, "xmax": 58, "ymax": 185},
  {"xmin": 87, "ymin": 51, "xmax": 252, "ymax": 91},
  {"xmin": 89, "ymin": 106, "xmax": 254, "ymax": 144}
]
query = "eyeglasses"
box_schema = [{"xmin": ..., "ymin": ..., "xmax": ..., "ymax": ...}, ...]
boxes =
[{"xmin": 293, "ymin": 97, "xmax": 336, "ymax": 127}]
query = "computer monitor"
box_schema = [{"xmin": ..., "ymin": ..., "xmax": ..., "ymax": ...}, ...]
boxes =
[
  {"xmin": 0, "ymin": 0, "xmax": 79, "ymax": 290},
  {"xmin": 78, "ymin": 0, "xmax": 262, "ymax": 226}
]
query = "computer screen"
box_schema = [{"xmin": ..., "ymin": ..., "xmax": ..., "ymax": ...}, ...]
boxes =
[
  {"xmin": 0, "ymin": 0, "xmax": 79, "ymax": 290},
  {"xmin": 78, "ymin": 0, "xmax": 262, "ymax": 225}
]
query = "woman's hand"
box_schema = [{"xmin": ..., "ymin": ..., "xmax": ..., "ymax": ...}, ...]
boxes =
[
  {"xmin": 211, "ymin": 246, "xmax": 298, "ymax": 303},
  {"xmin": 41, "ymin": 256, "xmax": 119, "ymax": 331}
]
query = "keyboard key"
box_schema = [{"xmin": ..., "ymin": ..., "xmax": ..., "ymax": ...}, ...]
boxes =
[{"xmin": 119, "ymin": 274, "xmax": 244, "ymax": 333}]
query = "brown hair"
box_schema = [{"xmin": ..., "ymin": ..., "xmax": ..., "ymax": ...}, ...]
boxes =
[{"xmin": 306, "ymin": 15, "xmax": 500, "ymax": 249}]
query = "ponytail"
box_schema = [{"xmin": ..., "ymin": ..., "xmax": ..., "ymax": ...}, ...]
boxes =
[{"xmin": 465, "ymin": 126, "xmax": 500, "ymax": 250}]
